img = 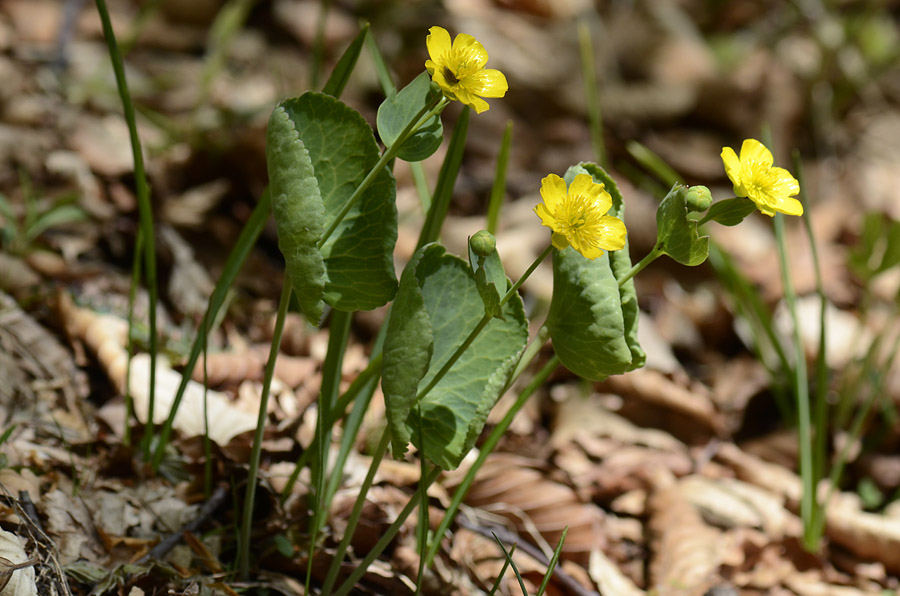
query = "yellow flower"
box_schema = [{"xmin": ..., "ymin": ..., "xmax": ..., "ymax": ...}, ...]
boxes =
[
  {"xmin": 425, "ymin": 26, "xmax": 508, "ymax": 114},
  {"xmin": 534, "ymin": 173, "xmax": 627, "ymax": 260},
  {"xmin": 721, "ymin": 139, "xmax": 802, "ymax": 217}
]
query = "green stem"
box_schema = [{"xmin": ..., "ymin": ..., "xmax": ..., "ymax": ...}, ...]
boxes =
[
  {"xmin": 320, "ymin": 425, "xmax": 392, "ymax": 595},
  {"xmin": 617, "ymin": 243, "xmax": 664, "ymax": 288},
  {"xmin": 774, "ymin": 214, "xmax": 817, "ymax": 551},
  {"xmin": 238, "ymin": 282, "xmax": 292, "ymax": 579},
  {"xmin": 424, "ymin": 348, "xmax": 558, "ymax": 568},
  {"xmin": 416, "ymin": 244, "xmax": 552, "ymax": 402},
  {"xmin": 305, "ymin": 309, "xmax": 352, "ymax": 595},
  {"xmin": 332, "ymin": 467, "xmax": 442, "ymax": 596},
  {"xmin": 317, "ymin": 94, "xmax": 446, "ymax": 249}
]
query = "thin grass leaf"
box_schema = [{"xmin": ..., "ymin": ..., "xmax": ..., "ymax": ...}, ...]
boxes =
[
  {"xmin": 305, "ymin": 309, "xmax": 351, "ymax": 595},
  {"xmin": 151, "ymin": 190, "xmax": 271, "ymax": 470},
  {"xmin": 321, "ymin": 22, "xmax": 370, "ymax": 97},
  {"xmin": 95, "ymin": 0, "xmax": 159, "ymax": 461},
  {"xmin": 578, "ymin": 21, "xmax": 605, "ymax": 167},
  {"xmin": 332, "ymin": 467, "xmax": 442, "ymax": 596},
  {"xmin": 239, "ymin": 283, "xmax": 291, "ymax": 579},
  {"xmin": 794, "ymin": 151, "xmax": 829, "ymax": 532},
  {"xmin": 626, "ymin": 140, "xmax": 684, "ymax": 188},
  {"xmin": 416, "ymin": 107, "xmax": 470, "ymax": 250},
  {"xmin": 487, "ymin": 543, "xmax": 516, "ymax": 596},
  {"xmin": 492, "ymin": 533, "xmax": 529, "ymax": 596},
  {"xmin": 535, "ymin": 527, "xmax": 567, "ymax": 596},
  {"xmin": 24, "ymin": 205, "xmax": 86, "ymax": 243},
  {"xmin": 486, "ymin": 121, "xmax": 513, "ymax": 235}
]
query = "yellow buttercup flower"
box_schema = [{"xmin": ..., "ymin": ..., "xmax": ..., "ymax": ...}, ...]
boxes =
[
  {"xmin": 721, "ymin": 139, "xmax": 802, "ymax": 217},
  {"xmin": 425, "ymin": 26, "xmax": 508, "ymax": 114},
  {"xmin": 534, "ymin": 174, "xmax": 627, "ymax": 260}
]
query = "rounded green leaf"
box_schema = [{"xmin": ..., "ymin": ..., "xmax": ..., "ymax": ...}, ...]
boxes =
[
  {"xmin": 277, "ymin": 92, "xmax": 399, "ymax": 313},
  {"xmin": 377, "ymin": 72, "xmax": 443, "ymax": 162},
  {"xmin": 704, "ymin": 197, "xmax": 756, "ymax": 227},
  {"xmin": 656, "ymin": 183, "xmax": 710, "ymax": 266},
  {"xmin": 266, "ymin": 104, "xmax": 327, "ymax": 322},
  {"xmin": 546, "ymin": 163, "xmax": 645, "ymax": 380},
  {"xmin": 382, "ymin": 243, "xmax": 528, "ymax": 469}
]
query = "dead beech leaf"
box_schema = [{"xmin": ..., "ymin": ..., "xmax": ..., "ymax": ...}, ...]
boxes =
[
  {"xmin": 0, "ymin": 529, "xmax": 35, "ymax": 596},
  {"xmin": 461, "ymin": 453, "xmax": 606, "ymax": 564},
  {"xmin": 604, "ymin": 368, "xmax": 723, "ymax": 436},
  {"xmin": 58, "ymin": 295, "xmax": 257, "ymax": 445},
  {"xmin": 589, "ymin": 548, "xmax": 645, "ymax": 596},
  {"xmin": 677, "ymin": 476, "xmax": 793, "ymax": 539},
  {"xmin": 648, "ymin": 483, "xmax": 724, "ymax": 596}
]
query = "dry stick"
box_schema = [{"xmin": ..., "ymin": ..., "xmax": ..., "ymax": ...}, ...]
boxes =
[{"xmin": 137, "ymin": 484, "xmax": 229, "ymax": 564}]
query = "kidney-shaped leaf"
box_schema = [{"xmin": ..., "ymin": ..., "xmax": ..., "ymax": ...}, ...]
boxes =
[
  {"xmin": 546, "ymin": 163, "xmax": 645, "ymax": 381},
  {"xmin": 377, "ymin": 72, "xmax": 443, "ymax": 162},
  {"xmin": 382, "ymin": 243, "xmax": 528, "ymax": 469},
  {"xmin": 267, "ymin": 103, "xmax": 327, "ymax": 322},
  {"xmin": 269, "ymin": 93, "xmax": 399, "ymax": 318}
]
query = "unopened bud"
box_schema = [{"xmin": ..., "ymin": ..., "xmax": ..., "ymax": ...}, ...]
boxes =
[
  {"xmin": 685, "ymin": 185, "xmax": 712, "ymax": 212},
  {"xmin": 469, "ymin": 230, "xmax": 496, "ymax": 257}
]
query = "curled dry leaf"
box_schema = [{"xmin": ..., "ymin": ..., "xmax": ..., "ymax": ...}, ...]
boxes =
[
  {"xmin": 58, "ymin": 294, "xmax": 257, "ymax": 445},
  {"xmin": 460, "ymin": 453, "xmax": 606, "ymax": 565},
  {"xmin": 0, "ymin": 529, "xmax": 35, "ymax": 596},
  {"xmin": 603, "ymin": 369, "xmax": 724, "ymax": 437},
  {"xmin": 677, "ymin": 476, "xmax": 793, "ymax": 539},
  {"xmin": 648, "ymin": 481, "xmax": 730, "ymax": 596}
]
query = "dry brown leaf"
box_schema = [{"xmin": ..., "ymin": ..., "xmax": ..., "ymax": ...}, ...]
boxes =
[
  {"xmin": 461, "ymin": 453, "xmax": 606, "ymax": 565},
  {"xmin": 58, "ymin": 294, "xmax": 258, "ymax": 445},
  {"xmin": 604, "ymin": 368, "xmax": 724, "ymax": 437},
  {"xmin": 647, "ymin": 482, "xmax": 725, "ymax": 596}
]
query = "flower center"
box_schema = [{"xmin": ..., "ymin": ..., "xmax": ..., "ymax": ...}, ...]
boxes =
[{"xmin": 443, "ymin": 66, "xmax": 459, "ymax": 86}]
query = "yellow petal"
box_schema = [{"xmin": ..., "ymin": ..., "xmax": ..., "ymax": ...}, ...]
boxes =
[
  {"xmin": 776, "ymin": 196, "xmax": 804, "ymax": 216},
  {"xmin": 424, "ymin": 59, "xmax": 436, "ymax": 75},
  {"xmin": 426, "ymin": 26, "xmax": 451, "ymax": 63},
  {"xmin": 598, "ymin": 216, "xmax": 627, "ymax": 250},
  {"xmin": 770, "ymin": 166, "xmax": 800, "ymax": 197},
  {"xmin": 451, "ymin": 33, "xmax": 489, "ymax": 70},
  {"xmin": 740, "ymin": 138, "xmax": 773, "ymax": 168},
  {"xmin": 570, "ymin": 243, "xmax": 598, "ymax": 259},
  {"xmin": 721, "ymin": 146, "xmax": 746, "ymax": 197},
  {"xmin": 568, "ymin": 174, "xmax": 594, "ymax": 198},
  {"xmin": 465, "ymin": 69, "xmax": 508, "ymax": 98},
  {"xmin": 454, "ymin": 88, "xmax": 490, "ymax": 113},
  {"xmin": 540, "ymin": 174, "xmax": 568, "ymax": 212},
  {"xmin": 533, "ymin": 203, "xmax": 555, "ymax": 228}
]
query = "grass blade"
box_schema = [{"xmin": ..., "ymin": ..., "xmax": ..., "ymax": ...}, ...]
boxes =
[
  {"xmin": 95, "ymin": 0, "xmax": 159, "ymax": 461},
  {"xmin": 535, "ymin": 527, "xmax": 567, "ymax": 596},
  {"xmin": 486, "ymin": 120, "xmax": 513, "ymax": 235},
  {"xmin": 321, "ymin": 22, "xmax": 370, "ymax": 97},
  {"xmin": 151, "ymin": 190, "xmax": 271, "ymax": 470},
  {"xmin": 416, "ymin": 107, "xmax": 470, "ymax": 250}
]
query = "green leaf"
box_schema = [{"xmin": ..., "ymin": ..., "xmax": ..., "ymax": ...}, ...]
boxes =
[
  {"xmin": 383, "ymin": 243, "xmax": 528, "ymax": 470},
  {"xmin": 377, "ymin": 71, "xmax": 443, "ymax": 162},
  {"xmin": 546, "ymin": 163, "xmax": 645, "ymax": 381},
  {"xmin": 270, "ymin": 92, "xmax": 399, "ymax": 317},
  {"xmin": 656, "ymin": 184, "xmax": 709, "ymax": 266},
  {"xmin": 267, "ymin": 102, "xmax": 327, "ymax": 322},
  {"xmin": 468, "ymin": 231, "xmax": 507, "ymax": 320},
  {"xmin": 704, "ymin": 197, "xmax": 756, "ymax": 227},
  {"xmin": 321, "ymin": 22, "xmax": 369, "ymax": 98}
]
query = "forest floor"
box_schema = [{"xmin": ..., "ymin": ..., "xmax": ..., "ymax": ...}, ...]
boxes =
[{"xmin": 2, "ymin": 0, "xmax": 900, "ymax": 595}]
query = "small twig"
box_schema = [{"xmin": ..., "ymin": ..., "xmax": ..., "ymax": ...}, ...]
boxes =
[
  {"xmin": 455, "ymin": 513, "xmax": 599, "ymax": 596},
  {"xmin": 17, "ymin": 491, "xmax": 43, "ymax": 534},
  {"xmin": 137, "ymin": 484, "xmax": 229, "ymax": 564}
]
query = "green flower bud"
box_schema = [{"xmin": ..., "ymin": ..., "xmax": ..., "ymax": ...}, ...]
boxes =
[
  {"xmin": 685, "ymin": 185, "xmax": 712, "ymax": 212},
  {"xmin": 469, "ymin": 230, "xmax": 496, "ymax": 257}
]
